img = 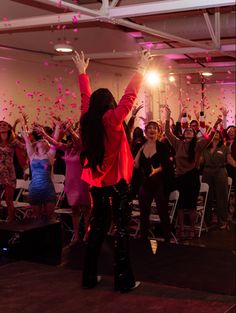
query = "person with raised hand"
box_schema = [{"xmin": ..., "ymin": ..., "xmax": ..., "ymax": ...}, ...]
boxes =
[
  {"xmin": 72, "ymin": 49, "xmax": 152, "ymax": 292},
  {"xmin": 34, "ymin": 121, "xmax": 91, "ymax": 243},
  {"xmin": 21, "ymin": 123, "xmax": 56, "ymax": 221},
  {"xmin": 0, "ymin": 120, "xmax": 26, "ymax": 222},
  {"xmin": 164, "ymin": 105, "xmax": 222, "ymax": 240}
]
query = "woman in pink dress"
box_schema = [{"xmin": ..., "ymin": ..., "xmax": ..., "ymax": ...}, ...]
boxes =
[{"xmin": 36, "ymin": 123, "xmax": 91, "ymax": 241}]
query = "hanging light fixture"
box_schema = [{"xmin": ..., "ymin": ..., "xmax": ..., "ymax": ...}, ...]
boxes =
[
  {"xmin": 54, "ymin": 43, "xmax": 73, "ymax": 53},
  {"xmin": 201, "ymin": 71, "xmax": 213, "ymax": 77}
]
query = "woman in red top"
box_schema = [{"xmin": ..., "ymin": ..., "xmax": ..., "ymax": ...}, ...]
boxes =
[{"xmin": 72, "ymin": 50, "xmax": 151, "ymax": 292}]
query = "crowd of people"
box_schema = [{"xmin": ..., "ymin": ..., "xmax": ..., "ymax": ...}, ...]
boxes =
[{"xmin": 0, "ymin": 50, "xmax": 235, "ymax": 291}]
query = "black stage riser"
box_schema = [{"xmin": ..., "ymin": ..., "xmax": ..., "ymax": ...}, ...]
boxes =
[{"xmin": 0, "ymin": 220, "xmax": 62, "ymax": 265}]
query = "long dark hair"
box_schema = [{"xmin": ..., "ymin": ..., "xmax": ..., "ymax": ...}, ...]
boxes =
[
  {"xmin": 183, "ymin": 127, "xmax": 197, "ymax": 162},
  {"xmin": 80, "ymin": 88, "xmax": 117, "ymax": 172}
]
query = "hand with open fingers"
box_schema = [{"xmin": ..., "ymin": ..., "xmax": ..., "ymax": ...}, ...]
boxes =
[
  {"xmin": 137, "ymin": 49, "xmax": 152, "ymax": 74},
  {"xmin": 33, "ymin": 125, "xmax": 45, "ymax": 136},
  {"xmin": 149, "ymin": 165, "xmax": 161, "ymax": 176},
  {"xmin": 164, "ymin": 105, "xmax": 171, "ymax": 120},
  {"xmin": 22, "ymin": 112, "xmax": 29, "ymax": 124},
  {"xmin": 64, "ymin": 121, "xmax": 73, "ymax": 134},
  {"xmin": 72, "ymin": 51, "xmax": 90, "ymax": 74},
  {"xmin": 213, "ymin": 117, "xmax": 223, "ymax": 129},
  {"xmin": 139, "ymin": 116, "xmax": 148, "ymax": 124},
  {"xmin": 132, "ymin": 104, "xmax": 144, "ymax": 116}
]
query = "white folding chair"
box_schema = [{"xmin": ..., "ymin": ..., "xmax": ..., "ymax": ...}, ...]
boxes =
[
  {"xmin": 130, "ymin": 199, "xmax": 140, "ymax": 238},
  {"xmin": 228, "ymin": 176, "xmax": 232, "ymax": 203},
  {"xmin": 54, "ymin": 182, "xmax": 65, "ymax": 209},
  {"xmin": 130, "ymin": 190, "xmax": 179, "ymax": 243},
  {"xmin": 149, "ymin": 190, "xmax": 179, "ymax": 243},
  {"xmin": 1, "ymin": 179, "xmax": 32, "ymax": 220},
  {"xmin": 53, "ymin": 181, "xmax": 74, "ymax": 236},
  {"xmin": 195, "ymin": 182, "xmax": 209, "ymax": 237}
]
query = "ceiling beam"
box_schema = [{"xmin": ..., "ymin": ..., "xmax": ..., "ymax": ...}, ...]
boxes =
[
  {"xmin": 1, "ymin": 0, "xmax": 233, "ymax": 53},
  {"xmin": 51, "ymin": 44, "xmax": 236, "ymax": 61},
  {"xmin": 108, "ymin": 0, "xmax": 235, "ymax": 18},
  {"xmin": 114, "ymin": 18, "xmax": 213, "ymax": 50},
  {"xmin": 203, "ymin": 12, "xmax": 218, "ymax": 48},
  {"xmin": 110, "ymin": 0, "xmax": 120, "ymax": 8},
  {"xmin": 0, "ymin": 12, "xmax": 95, "ymax": 31},
  {"xmin": 33, "ymin": 0, "xmax": 236, "ymax": 18},
  {"xmin": 215, "ymin": 9, "xmax": 221, "ymax": 47},
  {"xmin": 0, "ymin": 7, "xmax": 214, "ymax": 51},
  {"xmin": 34, "ymin": 0, "xmax": 102, "ymax": 16},
  {"xmin": 10, "ymin": 0, "xmax": 67, "ymax": 13},
  {"xmin": 30, "ymin": 0, "xmax": 218, "ymax": 50}
]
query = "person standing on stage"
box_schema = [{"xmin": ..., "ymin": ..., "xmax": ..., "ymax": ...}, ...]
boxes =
[{"xmin": 72, "ymin": 50, "xmax": 152, "ymax": 292}]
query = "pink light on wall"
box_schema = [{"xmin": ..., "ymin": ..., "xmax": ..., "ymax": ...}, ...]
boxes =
[{"xmin": 127, "ymin": 31, "xmax": 143, "ymax": 38}]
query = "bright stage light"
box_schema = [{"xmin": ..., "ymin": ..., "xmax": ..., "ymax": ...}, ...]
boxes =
[
  {"xmin": 146, "ymin": 71, "xmax": 160, "ymax": 86},
  {"xmin": 169, "ymin": 75, "xmax": 175, "ymax": 82}
]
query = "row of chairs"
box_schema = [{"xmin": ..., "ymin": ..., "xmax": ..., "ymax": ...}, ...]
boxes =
[
  {"xmin": 0, "ymin": 174, "xmax": 65, "ymax": 220},
  {"xmin": 130, "ymin": 176, "xmax": 233, "ymax": 242},
  {"xmin": 1, "ymin": 175, "xmax": 232, "ymax": 243}
]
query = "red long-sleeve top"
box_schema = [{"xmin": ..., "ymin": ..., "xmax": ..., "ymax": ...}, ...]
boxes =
[{"xmin": 78, "ymin": 72, "xmax": 143, "ymax": 187}]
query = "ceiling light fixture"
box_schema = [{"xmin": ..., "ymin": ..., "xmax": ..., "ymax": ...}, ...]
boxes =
[
  {"xmin": 54, "ymin": 44, "xmax": 73, "ymax": 53},
  {"xmin": 201, "ymin": 71, "xmax": 213, "ymax": 77}
]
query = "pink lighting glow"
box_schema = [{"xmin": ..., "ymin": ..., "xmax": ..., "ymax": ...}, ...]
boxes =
[{"xmin": 128, "ymin": 32, "xmax": 143, "ymax": 38}]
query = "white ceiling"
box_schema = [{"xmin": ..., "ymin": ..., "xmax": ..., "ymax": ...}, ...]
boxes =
[{"xmin": 0, "ymin": 0, "xmax": 235, "ymax": 83}]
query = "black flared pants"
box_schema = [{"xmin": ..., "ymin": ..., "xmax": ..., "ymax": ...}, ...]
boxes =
[{"xmin": 82, "ymin": 179, "xmax": 135, "ymax": 291}]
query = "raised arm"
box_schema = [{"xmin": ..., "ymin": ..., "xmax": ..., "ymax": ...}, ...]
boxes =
[
  {"xmin": 67, "ymin": 126, "xmax": 81, "ymax": 146},
  {"xmin": 107, "ymin": 50, "xmax": 152, "ymax": 126},
  {"xmin": 197, "ymin": 117, "xmax": 223, "ymax": 151},
  {"xmin": 164, "ymin": 106, "xmax": 179, "ymax": 149},
  {"xmin": 34, "ymin": 124, "xmax": 59, "ymax": 146},
  {"xmin": 72, "ymin": 51, "xmax": 91, "ymax": 115},
  {"xmin": 127, "ymin": 104, "xmax": 144, "ymax": 133},
  {"xmin": 21, "ymin": 130, "xmax": 34, "ymax": 159}
]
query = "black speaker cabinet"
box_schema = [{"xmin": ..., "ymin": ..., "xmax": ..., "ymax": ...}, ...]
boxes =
[{"xmin": 0, "ymin": 220, "xmax": 62, "ymax": 265}]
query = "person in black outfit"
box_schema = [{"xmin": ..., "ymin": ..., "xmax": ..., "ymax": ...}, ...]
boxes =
[{"xmin": 134, "ymin": 121, "xmax": 174, "ymax": 242}]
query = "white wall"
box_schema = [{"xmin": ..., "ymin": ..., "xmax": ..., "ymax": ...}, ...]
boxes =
[
  {"xmin": 0, "ymin": 49, "xmax": 145, "ymax": 130},
  {"xmin": 153, "ymin": 75, "xmax": 235, "ymax": 128},
  {"xmin": 0, "ymin": 49, "xmax": 235, "ymax": 132}
]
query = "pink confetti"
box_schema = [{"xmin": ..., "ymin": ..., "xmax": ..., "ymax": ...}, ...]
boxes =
[
  {"xmin": 72, "ymin": 16, "xmax": 78, "ymax": 23},
  {"xmin": 71, "ymin": 92, "xmax": 77, "ymax": 99},
  {"xmin": 26, "ymin": 92, "xmax": 34, "ymax": 98},
  {"xmin": 16, "ymin": 80, "xmax": 20, "ymax": 85},
  {"xmin": 70, "ymin": 103, "xmax": 77, "ymax": 108},
  {"xmin": 57, "ymin": 83, "xmax": 63, "ymax": 93},
  {"xmin": 65, "ymin": 89, "xmax": 70, "ymax": 96},
  {"xmin": 73, "ymin": 28, "xmax": 78, "ymax": 33}
]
